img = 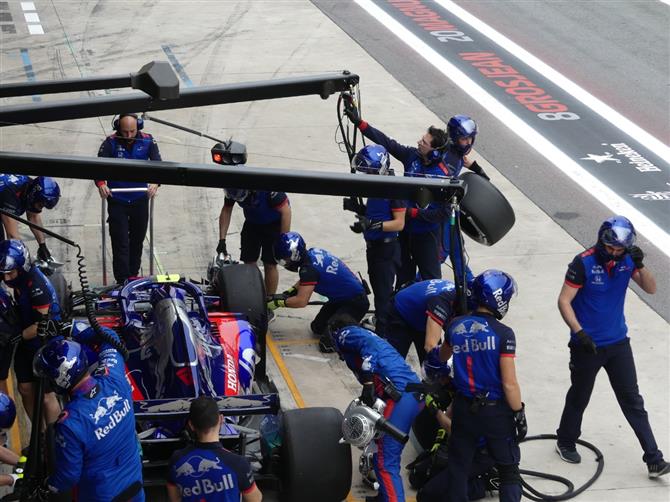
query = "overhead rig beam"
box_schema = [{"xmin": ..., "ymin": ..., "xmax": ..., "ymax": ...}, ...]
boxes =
[{"xmin": 0, "ymin": 151, "xmax": 464, "ymax": 205}]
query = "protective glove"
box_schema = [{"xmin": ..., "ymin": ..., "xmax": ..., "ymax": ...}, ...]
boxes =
[
  {"xmin": 512, "ymin": 403, "xmax": 527, "ymax": 442},
  {"xmin": 36, "ymin": 319, "xmax": 61, "ymax": 338},
  {"xmin": 342, "ymin": 197, "xmax": 366, "ymax": 215},
  {"xmin": 360, "ymin": 382, "xmax": 376, "ymax": 407},
  {"xmin": 216, "ymin": 239, "xmax": 228, "ymax": 256},
  {"xmin": 468, "ymin": 161, "xmax": 490, "ymax": 181},
  {"xmin": 575, "ymin": 329, "xmax": 597, "ymax": 355},
  {"xmin": 342, "ymin": 93, "xmax": 362, "ymax": 126},
  {"xmin": 37, "ymin": 243, "xmax": 52, "ymax": 262},
  {"xmin": 429, "ymin": 428, "xmax": 448, "ymax": 453},
  {"xmin": 350, "ymin": 215, "xmax": 383, "ymax": 234},
  {"xmin": 282, "ymin": 286, "xmax": 298, "ymax": 297},
  {"xmin": 628, "ymin": 245, "xmax": 644, "ymax": 269},
  {"xmin": 267, "ymin": 294, "xmax": 287, "ymax": 311}
]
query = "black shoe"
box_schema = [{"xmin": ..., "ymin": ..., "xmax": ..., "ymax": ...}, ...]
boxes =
[
  {"xmin": 555, "ymin": 443, "xmax": 581, "ymax": 463},
  {"xmin": 648, "ymin": 460, "xmax": 670, "ymax": 478},
  {"xmin": 365, "ymin": 496, "xmax": 380, "ymax": 502},
  {"xmin": 318, "ymin": 333, "xmax": 335, "ymax": 353}
]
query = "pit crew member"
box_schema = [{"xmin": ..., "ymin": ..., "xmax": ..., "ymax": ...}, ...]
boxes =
[
  {"xmin": 0, "ymin": 392, "xmax": 26, "ymax": 488},
  {"xmin": 34, "ymin": 324, "xmax": 145, "ymax": 501},
  {"xmin": 555, "ymin": 216, "xmax": 669, "ymax": 477},
  {"xmin": 167, "ymin": 396, "xmax": 262, "ymax": 502}
]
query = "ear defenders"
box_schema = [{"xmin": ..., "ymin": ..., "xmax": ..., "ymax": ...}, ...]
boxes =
[
  {"xmin": 428, "ymin": 130, "xmax": 449, "ymax": 162},
  {"xmin": 112, "ymin": 113, "xmax": 144, "ymax": 131}
]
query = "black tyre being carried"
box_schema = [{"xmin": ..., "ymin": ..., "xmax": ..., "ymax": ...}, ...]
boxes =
[
  {"xmin": 281, "ymin": 407, "xmax": 352, "ymax": 502},
  {"xmin": 215, "ymin": 263, "xmax": 268, "ymax": 378},
  {"xmin": 458, "ymin": 172, "xmax": 515, "ymax": 246}
]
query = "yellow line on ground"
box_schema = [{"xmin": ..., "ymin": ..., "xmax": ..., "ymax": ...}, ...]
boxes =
[
  {"xmin": 267, "ymin": 332, "xmax": 356, "ymax": 502},
  {"xmin": 6, "ymin": 372, "xmax": 21, "ymax": 454}
]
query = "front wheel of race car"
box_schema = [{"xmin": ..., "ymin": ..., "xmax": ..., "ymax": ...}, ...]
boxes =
[{"xmin": 280, "ymin": 407, "xmax": 352, "ymax": 502}]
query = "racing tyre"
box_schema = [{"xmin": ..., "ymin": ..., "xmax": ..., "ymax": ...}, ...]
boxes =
[
  {"xmin": 280, "ymin": 407, "xmax": 352, "ymax": 502},
  {"xmin": 458, "ymin": 172, "xmax": 515, "ymax": 246},
  {"xmin": 216, "ymin": 264, "xmax": 268, "ymax": 377},
  {"xmin": 49, "ymin": 270, "xmax": 72, "ymax": 320},
  {"xmin": 46, "ymin": 423, "xmax": 72, "ymax": 502}
]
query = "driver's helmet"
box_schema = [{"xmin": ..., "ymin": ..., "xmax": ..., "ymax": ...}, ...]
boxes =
[
  {"xmin": 447, "ymin": 115, "xmax": 477, "ymax": 156},
  {"xmin": 33, "ymin": 339, "xmax": 88, "ymax": 395},
  {"xmin": 598, "ymin": 216, "xmax": 636, "ymax": 248},
  {"xmin": 0, "ymin": 392, "xmax": 16, "ymax": 429},
  {"xmin": 273, "ymin": 232, "xmax": 306, "ymax": 272},
  {"xmin": 352, "ymin": 145, "xmax": 391, "ymax": 175},
  {"xmin": 472, "ymin": 269, "xmax": 517, "ymax": 320},
  {"xmin": 0, "ymin": 239, "xmax": 31, "ymax": 274},
  {"xmin": 224, "ymin": 188, "xmax": 249, "ymax": 202},
  {"xmin": 422, "ymin": 347, "xmax": 452, "ymax": 383},
  {"xmin": 25, "ymin": 176, "xmax": 61, "ymax": 212}
]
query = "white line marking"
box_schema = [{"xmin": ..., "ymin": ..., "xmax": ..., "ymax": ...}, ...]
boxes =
[
  {"xmin": 20, "ymin": 2, "xmax": 35, "ymax": 10},
  {"xmin": 435, "ymin": 0, "xmax": 670, "ymax": 161},
  {"xmin": 283, "ymin": 354, "xmax": 330, "ymax": 363},
  {"xmin": 354, "ymin": 0, "xmax": 670, "ymax": 256},
  {"xmin": 659, "ymin": 0, "xmax": 670, "ymax": 6},
  {"xmin": 27, "ymin": 24, "xmax": 44, "ymax": 35},
  {"xmin": 24, "ymin": 12, "xmax": 40, "ymax": 23}
]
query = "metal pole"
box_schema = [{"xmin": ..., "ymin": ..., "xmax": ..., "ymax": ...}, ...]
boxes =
[
  {"xmin": 149, "ymin": 197, "xmax": 154, "ymax": 275},
  {"xmin": 101, "ymin": 197, "xmax": 107, "ymax": 286}
]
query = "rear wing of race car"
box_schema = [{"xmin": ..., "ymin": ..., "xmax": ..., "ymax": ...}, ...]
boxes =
[{"xmin": 133, "ymin": 393, "xmax": 280, "ymax": 420}]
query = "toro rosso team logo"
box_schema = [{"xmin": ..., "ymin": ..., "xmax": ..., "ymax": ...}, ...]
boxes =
[
  {"xmin": 90, "ymin": 391, "xmax": 123, "ymax": 424},
  {"xmin": 175, "ymin": 456, "xmax": 223, "ymax": 478}
]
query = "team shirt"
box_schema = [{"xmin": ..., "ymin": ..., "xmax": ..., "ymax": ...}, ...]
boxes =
[
  {"xmin": 224, "ymin": 191, "xmax": 288, "ymax": 225},
  {"xmin": 299, "ymin": 248, "xmax": 365, "ymax": 301},
  {"xmin": 393, "ymin": 279, "xmax": 455, "ymax": 332},
  {"xmin": 0, "ymin": 174, "xmax": 31, "ymax": 216},
  {"xmin": 364, "ymin": 197, "xmax": 405, "ymax": 241}
]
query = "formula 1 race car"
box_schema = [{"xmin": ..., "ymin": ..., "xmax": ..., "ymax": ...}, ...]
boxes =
[{"xmin": 66, "ymin": 263, "xmax": 352, "ymax": 501}]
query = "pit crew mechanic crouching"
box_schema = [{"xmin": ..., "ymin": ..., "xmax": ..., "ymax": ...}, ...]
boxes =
[
  {"xmin": 439, "ymin": 270, "xmax": 526, "ymax": 502},
  {"xmin": 217, "ymin": 187, "xmax": 291, "ymax": 296},
  {"xmin": 167, "ymin": 396, "xmax": 262, "ymax": 502},
  {"xmin": 0, "ymin": 239, "xmax": 61, "ymax": 424},
  {"xmin": 329, "ymin": 314, "xmax": 423, "ymax": 502},
  {"xmin": 270, "ymin": 231, "xmax": 370, "ymax": 353},
  {"xmin": 346, "ymin": 145, "xmax": 406, "ymax": 337},
  {"xmin": 386, "ymin": 279, "xmax": 456, "ymax": 363},
  {"xmin": 0, "ymin": 174, "xmax": 61, "ymax": 261},
  {"xmin": 33, "ymin": 324, "xmax": 144, "ymax": 501},
  {"xmin": 0, "ymin": 392, "xmax": 26, "ymax": 488}
]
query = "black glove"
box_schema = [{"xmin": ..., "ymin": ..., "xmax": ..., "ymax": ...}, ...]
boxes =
[
  {"xmin": 360, "ymin": 382, "xmax": 376, "ymax": 407},
  {"xmin": 468, "ymin": 161, "xmax": 490, "ymax": 181},
  {"xmin": 575, "ymin": 329, "xmax": 598, "ymax": 355},
  {"xmin": 37, "ymin": 243, "xmax": 51, "ymax": 261},
  {"xmin": 216, "ymin": 239, "xmax": 228, "ymax": 256},
  {"xmin": 350, "ymin": 215, "xmax": 383, "ymax": 234},
  {"xmin": 267, "ymin": 293, "xmax": 288, "ymax": 311},
  {"xmin": 282, "ymin": 286, "xmax": 298, "ymax": 297},
  {"xmin": 513, "ymin": 403, "xmax": 527, "ymax": 442},
  {"xmin": 342, "ymin": 93, "xmax": 362, "ymax": 126},
  {"xmin": 628, "ymin": 245, "xmax": 644, "ymax": 269},
  {"xmin": 343, "ymin": 197, "xmax": 366, "ymax": 215}
]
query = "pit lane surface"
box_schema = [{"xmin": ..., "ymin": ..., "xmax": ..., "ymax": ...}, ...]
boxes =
[{"xmin": 0, "ymin": 1, "xmax": 668, "ymax": 501}]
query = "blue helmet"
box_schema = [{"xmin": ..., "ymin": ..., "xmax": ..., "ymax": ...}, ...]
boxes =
[
  {"xmin": 0, "ymin": 239, "xmax": 31, "ymax": 274},
  {"xmin": 598, "ymin": 216, "xmax": 636, "ymax": 249},
  {"xmin": 352, "ymin": 145, "xmax": 390, "ymax": 175},
  {"xmin": 224, "ymin": 188, "xmax": 249, "ymax": 202},
  {"xmin": 33, "ymin": 339, "xmax": 88, "ymax": 394},
  {"xmin": 422, "ymin": 347, "xmax": 451, "ymax": 383},
  {"xmin": 472, "ymin": 269, "xmax": 517, "ymax": 320},
  {"xmin": 25, "ymin": 176, "xmax": 60, "ymax": 212},
  {"xmin": 0, "ymin": 392, "xmax": 16, "ymax": 429},
  {"xmin": 274, "ymin": 232, "xmax": 306, "ymax": 272},
  {"xmin": 447, "ymin": 115, "xmax": 477, "ymax": 156}
]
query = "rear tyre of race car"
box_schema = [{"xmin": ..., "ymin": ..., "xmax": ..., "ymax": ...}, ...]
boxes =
[
  {"xmin": 49, "ymin": 270, "xmax": 72, "ymax": 320},
  {"xmin": 280, "ymin": 407, "xmax": 352, "ymax": 502},
  {"xmin": 458, "ymin": 172, "xmax": 515, "ymax": 246},
  {"xmin": 216, "ymin": 264, "xmax": 268, "ymax": 378}
]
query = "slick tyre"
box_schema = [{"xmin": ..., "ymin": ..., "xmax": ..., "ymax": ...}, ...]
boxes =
[
  {"xmin": 281, "ymin": 407, "xmax": 352, "ymax": 502},
  {"xmin": 216, "ymin": 264, "xmax": 268, "ymax": 377},
  {"xmin": 49, "ymin": 270, "xmax": 72, "ymax": 320},
  {"xmin": 458, "ymin": 172, "xmax": 515, "ymax": 246}
]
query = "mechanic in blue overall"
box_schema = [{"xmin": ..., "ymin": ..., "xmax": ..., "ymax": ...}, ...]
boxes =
[
  {"xmin": 218, "ymin": 188, "xmax": 291, "ymax": 295},
  {"xmin": 344, "ymin": 99, "xmax": 486, "ymax": 286},
  {"xmin": 346, "ymin": 145, "xmax": 406, "ymax": 336},
  {"xmin": 0, "ymin": 392, "xmax": 26, "ymax": 488},
  {"xmin": 167, "ymin": 396, "xmax": 262, "ymax": 502},
  {"xmin": 555, "ymin": 216, "xmax": 669, "ymax": 478},
  {"xmin": 439, "ymin": 269, "xmax": 526, "ymax": 502},
  {"xmin": 0, "ymin": 174, "xmax": 61, "ymax": 261},
  {"xmin": 270, "ymin": 231, "xmax": 370, "ymax": 353},
  {"xmin": 0, "ymin": 239, "xmax": 61, "ymax": 424},
  {"xmin": 96, "ymin": 113, "xmax": 162, "ymax": 284},
  {"xmin": 329, "ymin": 314, "xmax": 423, "ymax": 502},
  {"xmin": 34, "ymin": 324, "xmax": 145, "ymax": 501},
  {"xmin": 385, "ymin": 279, "xmax": 456, "ymax": 363}
]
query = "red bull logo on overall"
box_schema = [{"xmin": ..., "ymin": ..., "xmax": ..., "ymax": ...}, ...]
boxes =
[
  {"xmin": 452, "ymin": 335, "xmax": 497, "ymax": 354},
  {"xmin": 93, "ymin": 397, "xmax": 131, "ymax": 440}
]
